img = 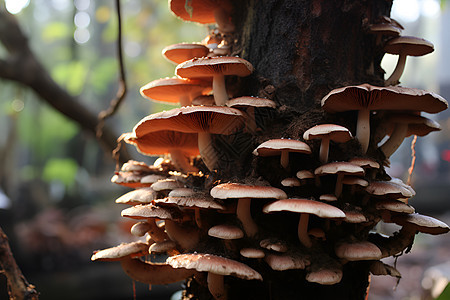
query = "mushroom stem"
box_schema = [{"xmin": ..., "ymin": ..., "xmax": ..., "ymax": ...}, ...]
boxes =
[
  {"xmin": 385, "ymin": 53, "xmax": 407, "ymax": 86},
  {"xmin": 120, "ymin": 258, "xmax": 196, "ymax": 285},
  {"xmin": 165, "ymin": 220, "xmax": 199, "ymax": 250},
  {"xmin": 146, "ymin": 219, "xmax": 168, "ymax": 242},
  {"xmin": 198, "ymin": 132, "xmax": 219, "ymax": 171},
  {"xmin": 179, "ymin": 95, "xmax": 191, "ymax": 107},
  {"xmin": 356, "ymin": 108, "xmax": 371, "ymax": 153},
  {"xmin": 298, "ymin": 213, "xmax": 312, "ymax": 248},
  {"xmin": 280, "ymin": 150, "xmax": 289, "ymax": 170},
  {"xmin": 379, "ymin": 123, "xmax": 408, "ymax": 158},
  {"xmin": 169, "ymin": 149, "xmax": 199, "ymax": 173},
  {"xmin": 213, "ymin": 74, "xmax": 228, "ymax": 106},
  {"xmin": 237, "ymin": 198, "xmax": 258, "ymax": 237},
  {"xmin": 319, "ymin": 138, "xmax": 330, "ymax": 163},
  {"xmin": 207, "ymin": 273, "xmax": 226, "ymax": 300},
  {"xmin": 335, "ymin": 173, "xmax": 344, "ymax": 197},
  {"xmin": 194, "ymin": 208, "xmax": 203, "ymax": 228}
]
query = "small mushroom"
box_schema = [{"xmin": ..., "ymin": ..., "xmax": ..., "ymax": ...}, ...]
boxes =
[{"xmin": 253, "ymin": 139, "xmax": 312, "ymax": 170}]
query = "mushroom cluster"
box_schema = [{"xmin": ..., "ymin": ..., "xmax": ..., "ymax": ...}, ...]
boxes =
[{"xmin": 92, "ymin": 4, "xmax": 449, "ymax": 300}]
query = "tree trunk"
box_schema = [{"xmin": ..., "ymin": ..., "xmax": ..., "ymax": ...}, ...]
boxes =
[{"xmin": 193, "ymin": 1, "xmax": 392, "ymax": 299}]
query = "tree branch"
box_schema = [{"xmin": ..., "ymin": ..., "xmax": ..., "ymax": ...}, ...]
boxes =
[
  {"xmin": 0, "ymin": 10, "xmax": 130, "ymax": 163},
  {"xmin": 0, "ymin": 227, "xmax": 39, "ymax": 300}
]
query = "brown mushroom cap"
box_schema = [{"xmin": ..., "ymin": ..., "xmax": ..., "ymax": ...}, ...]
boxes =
[
  {"xmin": 384, "ymin": 36, "xmax": 434, "ymax": 56},
  {"xmin": 162, "ymin": 43, "xmax": 210, "ymax": 64},
  {"xmin": 115, "ymin": 187, "xmax": 158, "ymax": 205},
  {"xmin": 226, "ymin": 96, "xmax": 277, "ymax": 109},
  {"xmin": 176, "ymin": 56, "xmax": 254, "ymax": 79},
  {"xmin": 151, "ymin": 179, "xmax": 184, "ymax": 192},
  {"xmin": 315, "ymin": 162, "xmax": 365, "ymax": 177},
  {"xmin": 306, "ymin": 267, "xmax": 343, "ymax": 285},
  {"xmin": 211, "ymin": 183, "xmax": 287, "ymax": 200},
  {"xmin": 91, "ymin": 241, "xmax": 149, "ymax": 261},
  {"xmin": 132, "ymin": 106, "xmax": 245, "ymax": 137},
  {"xmin": 169, "ymin": 0, "xmax": 232, "ymax": 24},
  {"xmin": 368, "ymin": 23, "xmax": 402, "ymax": 36},
  {"xmin": 140, "ymin": 77, "xmax": 211, "ymax": 106},
  {"xmin": 335, "ymin": 241, "xmax": 382, "ymax": 261},
  {"xmin": 121, "ymin": 203, "xmax": 183, "ymax": 221},
  {"xmin": 303, "ymin": 124, "xmax": 353, "ymax": 143},
  {"xmin": 263, "ymin": 199, "xmax": 346, "ymax": 219},
  {"xmin": 240, "ymin": 248, "xmax": 265, "ymax": 259},
  {"xmin": 349, "ymin": 157, "xmax": 380, "ymax": 169},
  {"xmin": 392, "ymin": 213, "xmax": 450, "ymax": 235},
  {"xmin": 366, "ymin": 181, "xmax": 414, "ymax": 199},
  {"xmin": 167, "ymin": 253, "xmax": 262, "ymax": 280},
  {"xmin": 253, "ymin": 139, "xmax": 312, "ymax": 157},
  {"xmin": 208, "ymin": 224, "xmax": 244, "ymax": 240},
  {"xmin": 264, "ymin": 253, "xmax": 310, "ymax": 271}
]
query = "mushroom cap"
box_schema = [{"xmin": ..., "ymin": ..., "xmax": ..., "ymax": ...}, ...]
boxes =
[
  {"xmin": 208, "ymin": 224, "xmax": 244, "ymax": 239},
  {"xmin": 132, "ymin": 106, "xmax": 245, "ymax": 137},
  {"xmin": 176, "ymin": 56, "xmax": 254, "ymax": 79},
  {"xmin": 368, "ymin": 23, "xmax": 402, "ymax": 36},
  {"xmin": 264, "ymin": 253, "xmax": 310, "ymax": 271},
  {"xmin": 281, "ymin": 177, "xmax": 301, "ymax": 187},
  {"xmin": 342, "ymin": 176, "xmax": 369, "ymax": 187},
  {"xmin": 115, "ymin": 187, "xmax": 159, "ymax": 205},
  {"xmin": 140, "ymin": 174, "xmax": 168, "ymax": 185},
  {"xmin": 375, "ymin": 199, "xmax": 415, "ymax": 214},
  {"xmin": 157, "ymin": 194, "xmax": 226, "ymax": 210},
  {"xmin": 120, "ymin": 160, "xmax": 159, "ymax": 173},
  {"xmin": 210, "ymin": 183, "xmax": 287, "ymax": 200},
  {"xmin": 240, "ymin": 248, "xmax": 265, "ymax": 259},
  {"xmin": 370, "ymin": 261, "xmax": 401, "ymax": 278},
  {"xmin": 121, "ymin": 203, "xmax": 183, "ymax": 221},
  {"xmin": 319, "ymin": 194, "xmax": 338, "ymax": 202},
  {"xmin": 125, "ymin": 130, "xmax": 200, "ymax": 156},
  {"xmin": 169, "ymin": 188, "xmax": 197, "ymax": 197},
  {"xmin": 111, "ymin": 171, "xmax": 148, "ymax": 188},
  {"xmin": 151, "ymin": 179, "xmax": 184, "ymax": 191},
  {"xmin": 140, "ymin": 77, "xmax": 211, "ymax": 104},
  {"xmin": 259, "ymin": 239, "xmax": 288, "ymax": 253},
  {"xmin": 384, "ymin": 36, "xmax": 434, "ymax": 56},
  {"xmin": 349, "ymin": 157, "xmax": 380, "ymax": 169},
  {"xmin": 314, "ymin": 162, "xmax": 365, "ymax": 177},
  {"xmin": 226, "ymin": 96, "xmax": 277, "ymax": 109},
  {"xmin": 296, "ymin": 170, "xmax": 315, "ymax": 180},
  {"xmin": 303, "ymin": 124, "xmax": 353, "ymax": 143},
  {"xmin": 306, "ymin": 267, "xmax": 343, "ymax": 285},
  {"xmin": 263, "ymin": 199, "xmax": 346, "ymax": 219},
  {"xmin": 91, "ymin": 241, "xmax": 149, "ymax": 261},
  {"xmin": 192, "ymin": 95, "xmax": 216, "ymax": 106},
  {"xmin": 253, "ymin": 139, "xmax": 312, "ymax": 157},
  {"xmin": 366, "ymin": 181, "xmax": 414, "ymax": 199},
  {"xmin": 321, "ymin": 84, "xmax": 448, "ymax": 114},
  {"xmin": 392, "ymin": 213, "xmax": 450, "ymax": 235},
  {"xmin": 149, "ymin": 240, "xmax": 178, "ymax": 254},
  {"xmin": 335, "ymin": 241, "xmax": 382, "ymax": 261},
  {"xmin": 166, "ymin": 253, "xmax": 263, "ymax": 280},
  {"xmin": 169, "ymin": 0, "xmax": 232, "ymax": 24},
  {"xmin": 385, "ymin": 113, "xmax": 441, "ymax": 137},
  {"xmin": 162, "ymin": 43, "xmax": 210, "ymax": 64}
]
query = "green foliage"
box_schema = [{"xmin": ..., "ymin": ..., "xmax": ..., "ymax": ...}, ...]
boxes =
[
  {"xmin": 42, "ymin": 21, "xmax": 71, "ymax": 43},
  {"xmin": 42, "ymin": 158, "xmax": 79, "ymax": 188},
  {"xmin": 51, "ymin": 61, "xmax": 88, "ymax": 95},
  {"xmin": 436, "ymin": 283, "xmax": 450, "ymax": 300},
  {"xmin": 89, "ymin": 57, "xmax": 119, "ymax": 93}
]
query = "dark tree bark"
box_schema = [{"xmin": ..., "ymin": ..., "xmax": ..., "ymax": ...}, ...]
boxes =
[{"xmin": 194, "ymin": 1, "xmax": 393, "ymax": 299}]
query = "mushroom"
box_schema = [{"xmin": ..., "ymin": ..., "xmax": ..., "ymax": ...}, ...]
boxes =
[
  {"xmin": 140, "ymin": 77, "xmax": 211, "ymax": 107},
  {"xmin": 115, "ymin": 187, "xmax": 158, "ymax": 205},
  {"xmin": 167, "ymin": 253, "xmax": 262, "ymax": 300},
  {"xmin": 379, "ymin": 113, "xmax": 441, "ymax": 158},
  {"xmin": 176, "ymin": 56, "xmax": 254, "ymax": 106},
  {"xmin": 263, "ymin": 198, "xmax": 345, "ymax": 248},
  {"xmin": 210, "ymin": 183, "xmax": 287, "ymax": 237},
  {"xmin": 321, "ymin": 84, "xmax": 448, "ymax": 153},
  {"xmin": 169, "ymin": 0, "xmax": 236, "ymax": 33},
  {"xmin": 369, "ymin": 261, "xmax": 401, "ymax": 278},
  {"xmin": 392, "ymin": 213, "xmax": 450, "ymax": 235},
  {"xmin": 130, "ymin": 106, "xmax": 245, "ymax": 170},
  {"xmin": 314, "ymin": 162, "xmax": 365, "ymax": 197},
  {"xmin": 91, "ymin": 241, "xmax": 195, "ymax": 284},
  {"xmin": 226, "ymin": 96, "xmax": 276, "ymax": 132},
  {"xmin": 253, "ymin": 139, "xmax": 312, "ymax": 170},
  {"xmin": 303, "ymin": 124, "xmax": 353, "ymax": 163},
  {"xmin": 264, "ymin": 252, "xmax": 310, "ymax": 271},
  {"xmin": 162, "ymin": 43, "xmax": 210, "ymax": 65},
  {"xmin": 384, "ymin": 36, "xmax": 434, "ymax": 86},
  {"xmin": 368, "ymin": 23, "xmax": 401, "ymax": 45},
  {"xmin": 208, "ymin": 224, "xmax": 244, "ymax": 250},
  {"xmin": 335, "ymin": 240, "xmax": 382, "ymax": 261},
  {"xmin": 349, "ymin": 157, "xmax": 380, "ymax": 180},
  {"xmin": 240, "ymin": 248, "xmax": 265, "ymax": 259}
]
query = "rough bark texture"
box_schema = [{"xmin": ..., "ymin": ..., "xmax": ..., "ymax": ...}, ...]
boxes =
[{"xmin": 188, "ymin": 1, "xmax": 393, "ymax": 299}]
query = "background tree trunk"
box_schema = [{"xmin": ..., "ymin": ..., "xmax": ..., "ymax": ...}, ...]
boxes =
[{"xmin": 196, "ymin": 1, "xmax": 393, "ymax": 299}]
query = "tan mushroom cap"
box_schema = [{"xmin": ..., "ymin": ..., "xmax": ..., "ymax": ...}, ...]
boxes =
[
  {"xmin": 263, "ymin": 199, "xmax": 346, "ymax": 219},
  {"xmin": 226, "ymin": 96, "xmax": 277, "ymax": 109},
  {"xmin": 281, "ymin": 177, "xmax": 301, "ymax": 187},
  {"xmin": 306, "ymin": 267, "xmax": 343, "ymax": 285},
  {"xmin": 115, "ymin": 187, "xmax": 158, "ymax": 205},
  {"xmin": 384, "ymin": 36, "xmax": 434, "ymax": 56},
  {"xmin": 149, "ymin": 240, "xmax": 178, "ymax": 254},
  {"xmin": 342, "ymin": 176, "xmax": 368, "ymax": 187},
  {"xmin": 303, "ymin": 124, "xmax": 353, "ymax": 143},
  {"xmin": 140, "ymin": 174, "xmax": 168, "ymax": 185},
  {"xmin": 386, "ymin": 113, "xmax": 441, "ymax": 137},
  {"xmin": 208, "ymin": 224, "xmax": 244, "ymax": 239},
  {"xmin": 335, "ymin": 241, "xmax": 382, "ymax": 261},
  {"xmin": 176, "ymin": 56, "xmax": 254, "ymax": 78},
  {"xmin": 370, "ymin": 261, "xmax": 401, "ymax": 278},
  {"xmin": 349, "ymin": 157, "xmax": 380, "ymax": 169},
  {"xmin": 151, "ymin": 179, "xmax": 184, "ymax": 191},
  {"xmin": 132, "ymin": 106, "xmax": 245, "ymax": 137},
  {"xmin": 315, "ymin": 162, "xmax": 365, "ymax": 177},
  {"xmin": 319, "ymin": 194, "xmax": 337, "ymax": 202},
  {"xmin": 296, "ymin": 170, "xmax": 315, "ymax": 180},
  {"xmin": 253, "ymin": 139, "xmax": 312, "ymax": 156},
  {"xmin": 120, "ymin": 160, "xmax": 158, "ymax": 173},
  {"xmin": 121, "ymin": 203, "xmax": 183, "ymax": 221},
  {"xmin": 259, "ymin": 239, "xmax": 288, "ymax": 253},
  {"xmin": 125, "ymin": 130, "xmax": 199, "ymax": 157},
  {"xmin": 167, "ymin": 253, "xmax": 263, "ymax": 280},
  {"xmin": 392, "ymin": 213, "xmax": 450, "ymax": 235},
  {"xmin": 375, "ymin": 199, "xmax": 415, "ymax": 214},
  {"xmin": 211, "ymin": 183, "xmax": 287, "ymax": 200},
  {"xmin": 366, "ymin": 181, "xmax": 414, "ymax": 199},
  {"xmin": 240, "ymin": 248, "xmax": 265, "ymax": 259},
  {"xmin": 162, "ymin": 43, "xmax": 210, "ymax": 64},
  {"xmin": 111, "ymin": 171, "xmax": 148, "ymax": 188},
  {"xmin": 168, "ymin": 187, "xmax": 196, "ymax": 197},
  {"xmin": 264, "ymin": 253, "xmax": 310, "ymax": 271},
  {"xmin": 139, "ymin": 77, "xmax": 211, "ymax": 105},
  {"xmin": 159, "ymin": 194, "xmax": 226, "ymax": 210},
  {"xmin": 368, "ymin": 23, "xmax": 402, "ymax": 36},
  {"xmin": 91, "ymin": 241, "xmax": 149, "ymax": 261}
]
